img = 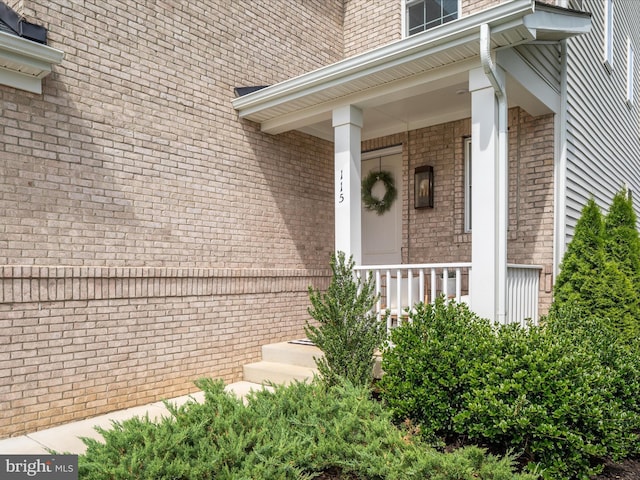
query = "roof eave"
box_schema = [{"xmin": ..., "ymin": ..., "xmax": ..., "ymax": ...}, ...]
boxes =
[
  {"xmin": 0, "ymin": 30, "xmax": 64, "ymax": 93},
  {"xmin": 526, "ymin": 2, "xmax": 592, "ymax": 41},
  {"xmin": 233, "ymin": 0, "xmax": 591, "ymax": 131},
  {"xmin": 232, "ymin": 0, "xmax": 536, "ymax": 117}
]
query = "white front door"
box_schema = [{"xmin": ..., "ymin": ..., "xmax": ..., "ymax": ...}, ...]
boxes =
[{"xmin": 361, "ymin": 150, "xmax": 402, "ymax": 265}]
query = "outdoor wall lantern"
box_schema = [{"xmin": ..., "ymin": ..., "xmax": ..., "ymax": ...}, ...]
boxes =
[{"xmin": 415, "ymin": 165, "xmax": 434, "ymax": 209}]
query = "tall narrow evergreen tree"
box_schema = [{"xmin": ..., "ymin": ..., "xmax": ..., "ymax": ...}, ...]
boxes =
[
  {"xmin": 553, "ymin": 192, "xmax": 640, "ymax": 342},
  {"xmin": 604, "ymin": 187, "xmax": 640, "ymax": 290},
  {"xmin": 306, "ymin": 251, "xmax": 387, "ymax": 387},
  {"xmin": 602, "ymin": 187, "xmax": 640, "ymax": 340},
  {"xmin": 553, "ymin": 198, "xmax": 605, "ymax": 312}
]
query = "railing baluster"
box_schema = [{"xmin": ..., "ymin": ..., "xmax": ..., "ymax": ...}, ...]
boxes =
[
  {"xmin": 408, "ymin": 268, "xmax": 414, "ymax": 317},
  {"xmin": 505, "ymin": 265, "xmax": 542, "ymax": 327},
  {"xmin": 396, "ymin": 269, "xmax": 402, "ymax": 326},
  {"xmin": 430, "ymin": 268, "xmax": 437, "ymax": 304},
  {"xmin": 375, "ymin": 269, "xmax": 381, "ymax": 323},
  {"xmin": 386, "ymin": 269, "xmax": 392, "ymax": 331},
  {"xmin": 442, "ymin": 268, "xmax": 449, "ymax": 298}
]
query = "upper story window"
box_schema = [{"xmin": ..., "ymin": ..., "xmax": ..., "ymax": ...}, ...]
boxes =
[{"xmin": 406, "ymin": 0, "xmax": 459, "ymax": 36}]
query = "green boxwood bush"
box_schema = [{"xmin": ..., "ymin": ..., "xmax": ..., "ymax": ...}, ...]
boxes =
[
  {"xmin": 78, "ymin": 378, "xmax": 534, "ymax": 480},
  {"xmin": 380, "ymin": 298, "xmax": 640, "ymax": 479},
  {"xmin": 379, "ymin": 298, "xmax": 495, "ymax": 444}
]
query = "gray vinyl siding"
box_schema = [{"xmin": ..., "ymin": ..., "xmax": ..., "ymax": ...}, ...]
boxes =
[
  {"xmin": 514, "ymin": 44, "xmax": 562, "ymax": 94},
  {"xmin": 564, "ymin": 0, "xmax": 640, "ymax": 243}
]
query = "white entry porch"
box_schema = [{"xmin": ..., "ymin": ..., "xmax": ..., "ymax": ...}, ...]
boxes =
[{"xmin": 233, "ymin": 1, "xmax": 590, "ymax": 324}]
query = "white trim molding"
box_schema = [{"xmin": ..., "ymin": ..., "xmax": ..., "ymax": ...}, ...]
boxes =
[
  {"xmin": 0, "ymin": 30, "xmax": 64, "ymax": 94},
  {"xmin": 603, "ymin": 0, "xmax": 614, "ymax": 72},
  {"xmin": 627, "ymin": 36, "xmax": 634, "ymax": 107}
]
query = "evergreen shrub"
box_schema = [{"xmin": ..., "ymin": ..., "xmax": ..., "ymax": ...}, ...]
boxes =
[
  {"xmin": 553, "ymin": 190, "xmax": 640, "ymax": 340},
  {"xmin": 78, "ymin": 379, "xmax": 535, "ymax": 480},
  {"xmin": 306, "ymin": 251, "xmax": 387, "ymax": 387},
  {"xmin": 380, "ymin": 299, "xmax": 640, "ymax": 479},
  {"xmin": 379, "ymin": 297, "xmax": 495, "ymax": 444}
]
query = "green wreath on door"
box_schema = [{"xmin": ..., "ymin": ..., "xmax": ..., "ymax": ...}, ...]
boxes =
[{"xmin": 361, "ymin": 170, "xmax": 397, "ymax": 215}]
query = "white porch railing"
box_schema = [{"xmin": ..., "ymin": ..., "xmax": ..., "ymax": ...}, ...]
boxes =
[
  {"xmin": 354, "ymin": 263, "xmax": 471, "ymax": 331},
  {"xmin": 354, "ymin": 262, "xmax": 542, "ymax": 331},
  {"xmin": 506, "ymin": 264, "xmax": 542, "ymax": 327}
]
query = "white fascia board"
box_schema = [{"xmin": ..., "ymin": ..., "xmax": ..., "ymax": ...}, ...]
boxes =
[
  {"xmin": 232, "ymin": 0, "xmax": 535, "ymax": 116},
  {"xmin": 0, "ymin": 31, "xmax": 64, "ymax": 65},
  {"xmin": 0, "ymin": 31, "xmax": 64, "ymax": 92},
  {"xmin": 523, "ymin": 8, "xmax": 591, "ymax": 41},
  {"xmin": 0, "ymin": 65, "xmax": 43, "ymax": 93}
]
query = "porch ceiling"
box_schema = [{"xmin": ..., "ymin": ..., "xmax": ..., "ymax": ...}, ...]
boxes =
[{"xmin": 232, "ymin": 0, "xmax": 591, "ymax": 142}]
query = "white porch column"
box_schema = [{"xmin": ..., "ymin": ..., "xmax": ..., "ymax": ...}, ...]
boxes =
[
  {"xmin": 332, "ymin": 105, "xmax": 363, "ymax": 264},
  {"xmin": 468, "ymin": 67, "xmax": 508, "ymax": 323}
]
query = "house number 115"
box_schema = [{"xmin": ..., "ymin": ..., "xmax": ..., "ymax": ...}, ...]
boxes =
[{"xmin": 338, "ymin": 170, "xmax": 345, "ymax": 203}]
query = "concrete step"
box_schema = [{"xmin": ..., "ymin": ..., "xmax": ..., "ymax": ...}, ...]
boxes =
[
  {"xmin": 224, "ymin": 381, "xmax": 273, "ymax": 402},
  {"xmin": 243, "ymin": 361, "xmax": 319, "ymax": 385},
  {"xmin": 261, "ymin": 341, "xmax": 323, "ymax": 369}
]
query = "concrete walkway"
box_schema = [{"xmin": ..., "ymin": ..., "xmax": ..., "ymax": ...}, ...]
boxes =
[{"xmin": 0, "ymin": 381, "xmax": 264, "ymax": 455}]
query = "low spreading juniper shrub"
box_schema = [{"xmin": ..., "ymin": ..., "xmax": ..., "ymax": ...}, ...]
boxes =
[
  {"xmin": 79, "ymin": 378, "xmax": 534, "ymax": 480},
  {"xmin": 380, "ymin": 299, "xmax": 640, "ymax": 480}
]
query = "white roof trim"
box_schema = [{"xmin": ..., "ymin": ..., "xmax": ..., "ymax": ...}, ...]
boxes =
[
  {"xmin": 233, "ymin": 0, "xmax": 590, "ymax": 135},
  {"xmin": 0, "ymin": 30, "xmax": 64, "ymax": 94}
]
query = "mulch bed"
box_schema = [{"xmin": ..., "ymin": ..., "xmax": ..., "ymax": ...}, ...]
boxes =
[
  {"xmin": 312, "ymin": 456, "xmax": 640, "ymax": 479},
  {"xmin": 592, "ymin": 456, "xmax": 640, "ymax": 479}
]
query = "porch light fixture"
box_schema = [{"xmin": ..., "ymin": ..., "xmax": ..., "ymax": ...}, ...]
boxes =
[{"xmin": 414, "ymin": 165, "xmax": 434, "ymax": 209}]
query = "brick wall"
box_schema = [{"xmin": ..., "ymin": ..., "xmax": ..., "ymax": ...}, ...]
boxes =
[
  {"xmin": 462, "ymin": 1, "xmax": 558, "ymax": 17},
  {"xmin": 1, "ymin": 0, "xmax": 342, "ymax": 437},
  {"xmin": 0, "ymin": 266, "xmax": 328, "ymax": 437},
  {"xmin": 343, "ymin": 0, "xmax": 401, "ymax": 57},
  {"xmin": 461, "ymin": 0, "xmax": 502, "ymax": 16},
  {"xmin": 4, "ymin": 0, "xmax": 23, "ymax": 14}
]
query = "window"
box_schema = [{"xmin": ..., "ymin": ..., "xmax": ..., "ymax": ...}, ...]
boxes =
[
  {"xmin": 627, "ymin": 37, "xmax": 634, "ymax": 106},
  {"xmin": 406, "ymin": 0, "xmax": 458, "ymax": 36},
  {"xmin": 604, "ymin": 0, "xmax": 614, "ymax": 70},
  {"xmin": 464, "ymin": 137, "xmax": 472, "ymax": 232}
]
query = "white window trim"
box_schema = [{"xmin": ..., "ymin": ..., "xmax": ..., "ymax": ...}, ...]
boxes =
[
  {"xmin": 464, "ymin": 137, "xmax": 472, "ymax": 232},
  {"xmin": 604, "ymin": 0, "xmax": 614, "ymax": 72},
  {"xmin": 403, "ymin": 0, "xmax": 461, "ymax": 38},
  {"xmin": 627, "ymin": 36, "xmax": 634, "ymax": 107}
]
